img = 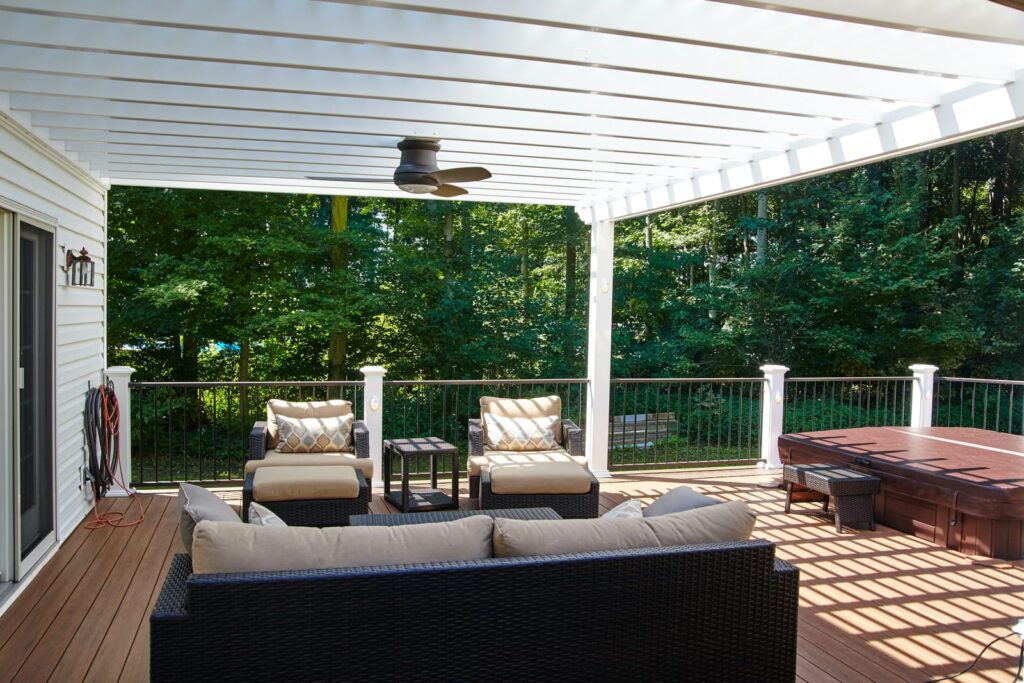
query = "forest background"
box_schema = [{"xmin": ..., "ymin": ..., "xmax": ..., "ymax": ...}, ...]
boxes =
[{"xmin": 107, "ymin": 129, "xmax": 1024, "ymax": 383}]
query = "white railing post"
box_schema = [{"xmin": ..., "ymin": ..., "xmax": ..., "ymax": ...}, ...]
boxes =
[
  {"xmin": 909, "ymin": 364, "xmax": 938, "ymax": 428},
  {"xmin": 584, "ymin": 216, "xmax": 614, "ymax": 478},
  {"xmin": 104, "ymin": 366, "xmax": 135, "ymax": 496},
  {"xmin": 759, "ymin": 364, "xmax": 789, "ymax": 469},
  {"xmin": 360, "ymin": 365, "xmax": 387, "ymax": 488}
]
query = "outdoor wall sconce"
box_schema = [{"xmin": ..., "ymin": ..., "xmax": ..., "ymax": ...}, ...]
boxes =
[
  {"xmin": 60, "ymin": 245, "xmax": 96, "ymax": 287},
  {"xmin": 600, "ymin": 279, "xmax": 609, "ymax": 293},
  {"xmin": 370, "ymin": 396, "xmax": 380, "ymax": 412}
]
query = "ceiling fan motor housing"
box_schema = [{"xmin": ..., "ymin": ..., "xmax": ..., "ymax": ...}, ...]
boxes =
[{"xmin": 394, "ymin": 139, "xmax": 441, "ymax": 191}]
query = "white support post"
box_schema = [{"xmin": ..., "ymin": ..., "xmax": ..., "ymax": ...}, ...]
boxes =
[
  {"xmin": 909, "ymin": 364, "xmax": 938, "ymax": 429},
  {"xmin": 104, "ymin": 366, "xmax": 135, "ymax": 496},
  {"xmin": 360, "ymin": 365, "xmax": 387, "ymax": 488},
  {"xmin": 585, "ymin": 217, "xmax": 614, "ymax": 479},
  {"xmin": 758, "ymin": 364, "xmax": 789, "ymax": 469}
]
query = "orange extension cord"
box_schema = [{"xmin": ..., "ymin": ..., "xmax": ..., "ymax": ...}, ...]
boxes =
[{"xmin": 85, "ymin": 384, "xmax": 144, "ymax": 530}]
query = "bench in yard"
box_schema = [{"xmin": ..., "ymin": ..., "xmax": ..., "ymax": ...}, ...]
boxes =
[{"xmin": 609, "ymin": 412, "xmax": 677, "ymax": 449}]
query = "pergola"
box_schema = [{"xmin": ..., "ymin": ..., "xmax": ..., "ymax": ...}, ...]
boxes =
[{"xmin": 1, "ymin": 0, "xmax": 1022, "ymax": 475}]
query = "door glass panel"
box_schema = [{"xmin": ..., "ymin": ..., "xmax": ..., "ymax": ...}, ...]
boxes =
[{"xmin": 18, "ymin": 223, "xmax": 53, "ymax": 560}]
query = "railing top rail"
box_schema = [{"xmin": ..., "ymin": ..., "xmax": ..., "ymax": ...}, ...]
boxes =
[
  {"xmin": 611, "ymin": 377, "xmax": 764, "ymax": 384},
  {"xmin": 787, "ymin": 376, "xmax": 913, "ymax": 382},
  {"xmin": 938, "ymin": 376, "xmax": 1024, "ymax": 386},
  {"xmin": 129, "ymin": 380, "xmax": 364, "ymax": 388},
  {"xmin": 384, "ymin": 378, "xmax": 588, "ymax": 386}
]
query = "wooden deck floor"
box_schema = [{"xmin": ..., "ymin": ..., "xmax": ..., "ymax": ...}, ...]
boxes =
[{"xmin": 1, "ymin": 469, "xmax": 1022, "ymax": 682}]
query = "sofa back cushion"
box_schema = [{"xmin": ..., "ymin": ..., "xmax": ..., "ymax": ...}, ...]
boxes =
[
  {"xmin": 492, "ymin": 500, "xmax": 755, "ymax": 558},
  {"xmin": 191, "ymin": 515, "xmax": 494, "ymax": 574},
  {"xmin": 275, "ymin": 413, "xmax": 354, "ymax": 453},
  {"xmin": 266, "ymin": 398, "xmax": 352, "ymax": 448},
  {"xmin": 177, "ymin": 483, "xmax": 242, "ymax": 554},
  {"xmin": 480, "ymin": 395, "xmax": 562, "ymax": 446}
]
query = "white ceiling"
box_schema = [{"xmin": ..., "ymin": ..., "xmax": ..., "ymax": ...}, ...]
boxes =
[{"xmin": 0, "ymin": 0, "xmax": 1022, "ymax": 220}]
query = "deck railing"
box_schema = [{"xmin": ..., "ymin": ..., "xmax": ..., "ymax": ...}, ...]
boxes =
[
  {"xmin": 933, "ymin": 377, "xmax": 1024, "ymax": 435},
  {"xmin": 784, "ymin": 377, "xmax": 914, "ymax": 433},
  {"xmin": 123, "ymin": 367, "xmax": 1017, "ymax": 486},
  {"xmin": 608, "ymin": 378, "xmax": 764, "ymax": 470},
  {"xmin": 129, "ymin": 381, "xmax": 363, "ymax": 485}
]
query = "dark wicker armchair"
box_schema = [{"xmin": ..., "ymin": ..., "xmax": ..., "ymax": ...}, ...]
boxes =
[
  {"xmin": 243, "ymin": 399, "xmax": 372, "ymax": 523},
  {"xmin": 467, "ymin": 395, "xmax": 586, "ymax": 499}
]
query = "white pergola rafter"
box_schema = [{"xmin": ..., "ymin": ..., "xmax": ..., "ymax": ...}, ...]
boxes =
[{"xmin": 0, "ymin": 0, "xmax": 1022, "ymax": 475}]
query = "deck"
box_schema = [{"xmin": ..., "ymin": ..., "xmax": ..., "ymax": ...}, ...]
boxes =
[{"xmin": 1, "ymin": 468, "xmax": 1022, "ymax": 682}]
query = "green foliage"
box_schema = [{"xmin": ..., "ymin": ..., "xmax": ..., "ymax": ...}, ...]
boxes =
[{"xmin": 109, "ymin": 130, "xmax": 1024, "ymax": 383}]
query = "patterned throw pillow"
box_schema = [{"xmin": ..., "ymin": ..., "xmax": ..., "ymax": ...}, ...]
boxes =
[
  {"xmin": 275, "ymin": 413, "xmax": 354, "ymax": 453},
  {"xmin": 484, "ymin": 413, "xmax": 558, "ymax": 451},
  {"xmin": 248, "ymin": 502, "xmax": 288, "ymax": 527}
]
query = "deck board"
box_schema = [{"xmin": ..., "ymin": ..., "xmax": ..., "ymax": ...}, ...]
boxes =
[{"xmin": 0, "ymin": 469, "xmax": 1021, "ymax": 682}]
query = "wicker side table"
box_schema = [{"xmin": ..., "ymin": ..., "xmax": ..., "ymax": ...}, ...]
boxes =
[
  {"xmin": 384, "ymin": 437, "xmax": 459, "ymax": 512},
  {"xmin": 783, "ymin": 463, "xmax": 880, "ymax": 533}
]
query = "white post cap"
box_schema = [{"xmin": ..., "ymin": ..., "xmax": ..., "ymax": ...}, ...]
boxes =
[
  {"xmin": 105, "ymin": 366, "xmax": 135, "ymax": 376},
  {"xmin": 908, "ymin": 364, "xmax": 939, "ymax": 373},
  {"xmin": 759, "ymin": 364, "xmax": 790, "ymax": 375},
  {"xmin": 359, "ymin": 365, "xmax": 387, "ymax": 377}
]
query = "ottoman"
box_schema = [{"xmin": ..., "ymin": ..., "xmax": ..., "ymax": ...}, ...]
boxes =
[
  {"xmin": 783, "ymin": 463, "xmax": 881, "ymax": 533},
  {"xmin": 480, "ymin": 461, "xmax": 600, "ymax": 519},
  {"xmin": 243, "ymin": 465, "xmax": 370, "ymax": 527}
]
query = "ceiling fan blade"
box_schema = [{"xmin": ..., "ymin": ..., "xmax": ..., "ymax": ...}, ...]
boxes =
[
  {"xmin": 432, "ymin": 184, "xmax": 468, "ymax": 198},
  {"xmin": 429, "ymin": 167, "xmax": 491, "ymax": 184},
  {"xmin": 305, "ymin": 176, "xmax": 393, "ymax": 183}
]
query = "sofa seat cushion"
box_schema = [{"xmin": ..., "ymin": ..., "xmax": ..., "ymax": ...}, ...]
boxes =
[
  {"xmin": 480, "ymin": 395, "xmax": 562, "ymax": 445},
  {"xmin": 191, "ymin": 515, "xmax": 494, "ymax": 574},
  {"xmin": 253, "ymin": 465, "xmax": 360, "ymax": 502},
  {"xmin": 468, "ymin": 449, "xmax": 586, "ymax": 477},
  {"xmin": 489, "ymin": 461, "xmax": 592, "ymax": 494},
  {"xmin": 266, "ymin": 398, "xmax": 353, "ymax": 448},
  {"xmin": 245, "ymin": 451, "xmax": 372, "ymax": 478},
  {"xmin": 275, "ymin": 413, "xmax": 354, "ymax": 453},
  {"xmin": 492, "ymin": 500, "xmax": 756, "ymax": 558}
]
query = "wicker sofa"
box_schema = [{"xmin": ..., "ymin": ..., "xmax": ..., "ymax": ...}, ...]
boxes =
[
  {"xmin": 468, "ymin": 395, "xmax": 587, "ymax": 499},
  {"xmin": 151, "ymin": 538, "xmax": 798, "ymax": 682}
]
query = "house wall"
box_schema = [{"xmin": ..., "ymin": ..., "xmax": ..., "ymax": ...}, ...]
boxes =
[{"xmin": 0, "ymin": 110, "xmax": 107, "ymax": 542}]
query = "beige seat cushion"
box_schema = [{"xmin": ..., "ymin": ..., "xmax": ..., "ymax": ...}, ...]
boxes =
[
  {"xmin": 245, "ymin": 451, "xmax": 373, "ymax": 479},
  {"xmin": 480, "ymin": 395, "xmax": 562, "ymax": 445},
  {"xmin": 468, "ymin": 450, "xmax": 586, "ymax": 477},
  {"xmin": 253, "ymin": 465, "xmax": 360, "ymax": 502},
  {"xmin": 192, "ymin": 515, "xmax": 494, "ymax": 574},
  {"xmin": 492, "ymin": 500, "xmax": 756, "ymax": 558},
  {"xmin": 266, "ymin": 398, "xmax": 353, "ymax": 449},
  {"xmin": 489, "ymin": 461, "xmax": 592, "ymax": 494}
]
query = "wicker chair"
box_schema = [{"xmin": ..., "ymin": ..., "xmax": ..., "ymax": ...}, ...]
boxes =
[
  {"xmin": 467, "ymin": 395, "xmax": 586, "ymax": 499},
  {"xmin": 245, "ymin": 399, "xmax": 372, "ymax": 523}
]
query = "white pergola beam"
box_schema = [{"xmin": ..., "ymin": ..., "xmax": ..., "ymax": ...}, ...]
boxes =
[
  {"xmin": 1, "ymin": 82, "xmax": 813, "ymax": 150},
  {"xmin": 20, "ymin": 107, "xmax": 757, "ymax": 161},
  {"xmin": 588, "ymin": 75, "xmax": 1024, "ymax": 221},
  {"xmin": 352, "ymin": 0, "xmax": 1024, "ymax": 81},
  {"xmin": 0, "ymin": 7, "xmax": 976, "ymax": 104}
]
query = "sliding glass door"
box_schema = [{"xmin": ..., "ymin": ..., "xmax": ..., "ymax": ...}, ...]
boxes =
[{"xmin": 13, "ymin": 219, "xmax": 55, "ymax": 577}]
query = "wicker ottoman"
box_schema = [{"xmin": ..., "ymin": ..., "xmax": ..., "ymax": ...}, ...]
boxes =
[
  {"xmin": 783, "ymin": 463, "xmax": 880, "ymax": 533},
  {"xmin": 243, "ymin": 465, "xmax": 370, "ymax": 527},
  {"xmin": 480, "ymin": 461, "xmax": 600, "ymax": 519}
]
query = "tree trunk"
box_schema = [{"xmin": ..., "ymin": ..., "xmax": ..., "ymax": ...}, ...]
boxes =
[
  {"xmin": 990, "ymin": 135, "xmax": 1009, "ymax": 220},
  {"xmin": 239, "ymin": 338, "xmax": 250, "ymax": 425},
  {"xmin": 644, "ymin": 215, "xmax": 653, "ymax": 250},
  {"xmin": 521, "ymin": 217, "xmax": 532, "ymax": 300},
  {"xmin": 564, "ymin": 207, "xmax": 576, "ymax": 321},
  {"xmin": 180, "ymin": 334, "xmax": 199, "ymax": 382},
  {"xmin": 328, "ymin": 196, "xmax": 349, "ymax": 381},
  {"xmin": 460, "ymin": 203, "xmax": 472, "ymax": 270},
  {"xmin": 950, "ymin": 145, "xmax": 963, "ymax": 279},
  {"xmin": 443, "ymin": 210, "xmax": 454, "ymax": 285},
  {"xmin": 756, "ymin": 193, "xmax": 767, "ymax": 266}
]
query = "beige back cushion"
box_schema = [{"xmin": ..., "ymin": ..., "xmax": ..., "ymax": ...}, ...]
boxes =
[
  {"xmin": 276, "ymin": 413, "xmax": 354, "ymax": 453},
  {"xmin": 192, "ymin": 515, "xmax": 494, "ymax": 574},
  {"xmin": 266, "ymin": 399, "xmax": 353, "ymax": 448},
  {"xmin": 480, "ymin": 395, "xmax": 562, "ymax": 446},
  {"xmin": 492, "ymin": 500, "xmax": 755, "ymax": 558}
]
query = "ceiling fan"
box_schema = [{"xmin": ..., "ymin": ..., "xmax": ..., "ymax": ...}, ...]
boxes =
[{"xmin": 307, "ymin": 138, "xmax": 491, "ymax": 197}]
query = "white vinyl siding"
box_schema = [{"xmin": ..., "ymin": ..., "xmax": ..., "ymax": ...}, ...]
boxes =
[{"xmin": 0, "ymin": 110, "xmax": 107, "ymax": 541}]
